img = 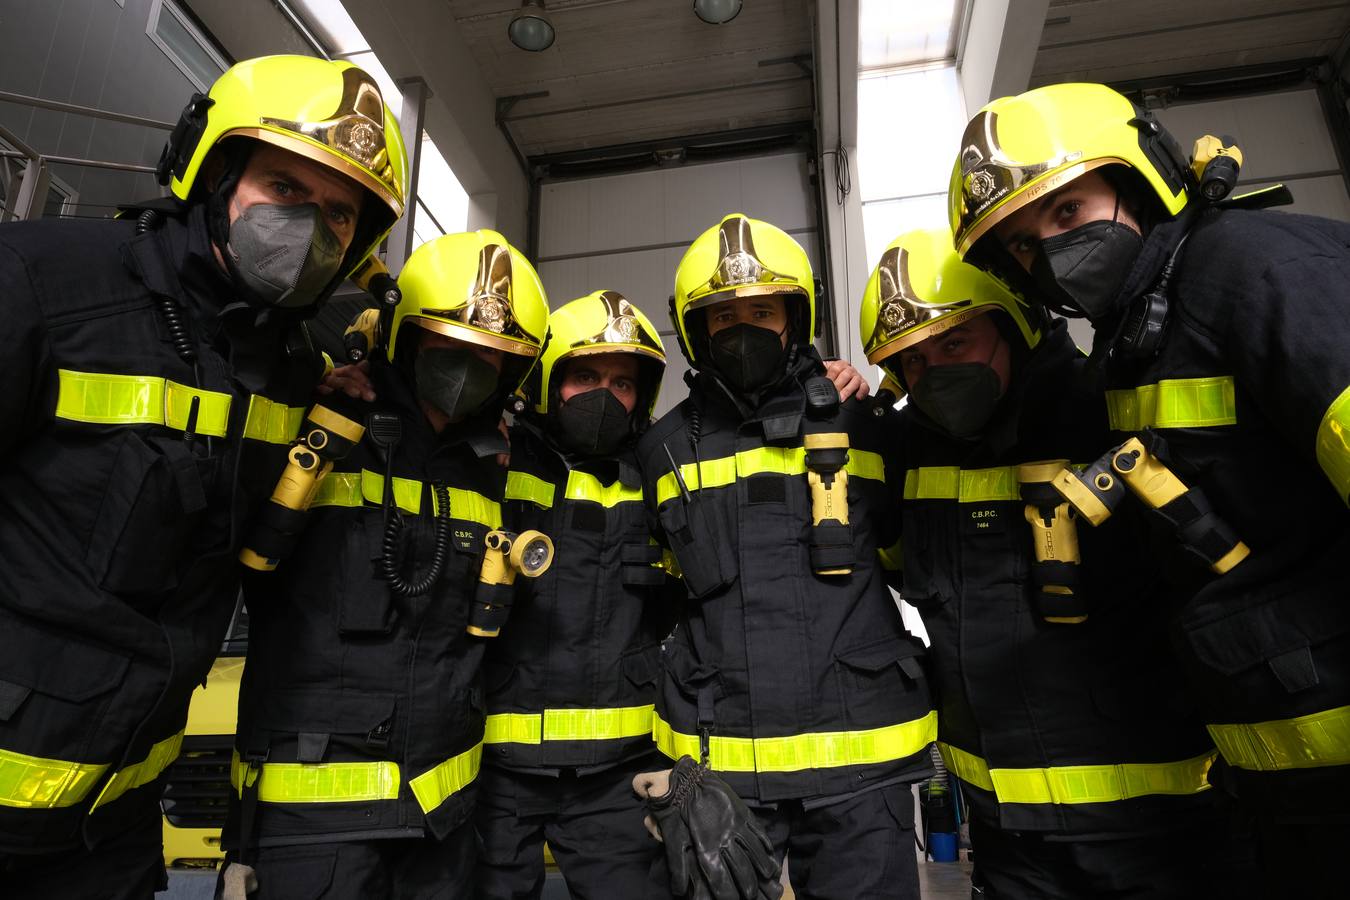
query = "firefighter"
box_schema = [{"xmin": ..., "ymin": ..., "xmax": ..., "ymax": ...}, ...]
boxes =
[
  {"xmin": 472, "ymin": 290, "xmax": 678, "ymax": 899},
  {"xmin": 0, "ymin": 56, "xmax": 405, "ymax": 899},
  {"xmin": 862, "ymin": 228, "xmax": 1238, "ymax": 899},
  {"xmin": 950, "ymin": 81, "xmax": 1350, "ymax": 895},
  {"xmin": 636, "ymin": 213, "xmax": 935, "ymax": 900},
  {"xmin": 219, "ymin": 230, "xmax": 549, "ymax": 898}
]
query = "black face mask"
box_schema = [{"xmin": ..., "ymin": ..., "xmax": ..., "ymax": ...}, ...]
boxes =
[
  {"xmin": 1031, "ymin": 219, "xmax": 1144, "ymax": 322},
  {"xmin": 707, "ymin": 323, "xmax": 787, "ymax": 394},
  {"xmin": 553, "ymin": 388, "xmax": 633, "ymax": 457},
  {"xmin": 414, "ymin": 346, "xmax": 499, "ymax": 423},
  {"xmin": 909, "ymin": 363, "xmax": 1004, "ymax": 439},
  {"xmin": 226, "ymin": 200, "xmax": 345, "ymax": 309}
]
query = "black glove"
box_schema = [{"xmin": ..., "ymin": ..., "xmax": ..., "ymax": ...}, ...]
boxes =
[{"xmin": 643, "ymin": 755, "xmax": 782, "ymax": 900}]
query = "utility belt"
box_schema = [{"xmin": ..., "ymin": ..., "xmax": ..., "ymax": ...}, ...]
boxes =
[{"xmin": 1017, "ymin": 430, "xmax": 1249, "ymax": 624}]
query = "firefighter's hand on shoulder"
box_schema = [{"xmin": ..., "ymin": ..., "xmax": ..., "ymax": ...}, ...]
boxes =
[
  {"xmin": 316, "ymin": 359, "xmax": 376, "ymax": 402},
  {"xmin": 635, "ymin": 756, "xmax": 783, "ymax": 900},
  {"xmin": 823, "ymin": 358, "xmax": 870, "ymax": 402}
]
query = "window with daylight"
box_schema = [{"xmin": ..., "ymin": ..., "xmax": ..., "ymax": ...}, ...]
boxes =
[
  {"xmin": 147, "ymin": 0, "xmax": 228, "ymax": 92},
  {"xmin": 856, "ymin": 0, "xmax": 968, "ymax": 266},
  {"xmin": 289, "ymin": 0, "xmax": 471, "ymax": 247}
]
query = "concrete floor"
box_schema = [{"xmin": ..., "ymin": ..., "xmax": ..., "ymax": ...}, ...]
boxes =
[{"xmin": 167, "ymin": 861, "xmax": 973, "ymax": 898}]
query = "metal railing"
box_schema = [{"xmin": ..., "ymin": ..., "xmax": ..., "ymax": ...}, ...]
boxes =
[{"xmin": 0, "ymin": 90, "xmax": 171, "ymax": 223}]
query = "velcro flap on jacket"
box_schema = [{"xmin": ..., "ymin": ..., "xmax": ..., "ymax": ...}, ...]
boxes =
[
  {"xmin": 836, "ymin": 636, "xmax": 926, "ymax": 681},
  {"xmin": 254, "ymin": 689, "xmax": 397, "ymax": 738},
  {"xmin": 0, "ymin": 680, "xmax": 32, "ymax": 721},
  {"xmin": 1267, "ymin": 645, "xmax": 1319, "ymax": 695},
  {"xmin": 297, "ymin": 732, "xmax": 331, "ymax": 763}
]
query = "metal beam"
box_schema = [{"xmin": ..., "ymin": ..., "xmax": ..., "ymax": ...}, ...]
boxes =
[{"xmin": 385, "ymin": 77, "xmax": 429, "ymax": 272}]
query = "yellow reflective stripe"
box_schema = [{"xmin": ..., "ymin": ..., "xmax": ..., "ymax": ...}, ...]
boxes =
[
  {"xmin": 230, "ymin": 751, "xmax": 400, "ymax": 803},
  {"xmin": 311, "ymin": 471, "xmax": 502, "ymax": 527},
  {"xmin": 565, "ymin": 470, "xmax": 642, "ymax": 507},
  {"xmin": 878, "ymin": 537, "xmax": 903, "ymax": 572},
  {"xmin": 544, "ymin": 705, "xmax": 654, "ymax": 741},
  {"xmin": 89, "ymin": 730, "xmax": 183, "ymax": 810},
  {"xmin": 903, "ymin": 466, "xmax": 1019, "ymax": 502},
  {"xmin": 241, "ymin": 395, "xmax": 306, "ymax": 445},
  {"xmin": 938, "ymin": 742, "xmax": 1214, "ymax": 804},
  {"xmin": 653, "ymin": 710, "xmax": 936, "ymax": 774},
  {"xmin": 1208, "ymin": 704, "xmax": 1350, "ymax": 772},
  {"xmin": 1106, "ymin": 376, "xmax": 1237, "ymax": 431},
  {"xmin": 937, "ymin": 742, "xmax": 995, "ymax": 793},
  {"xmin": 656, "ymin": 447, "xmax": 885, "ymax": 506},
  {"xmin": 54, "ymin": 369, "xmax": 231, "ymax": 437},
  {"xmin": 506, "ymin": 471, "xmax": 555, "ymax": 508},
  {"xmin": 1315, "ymin": 384, "xmax": 1350, "ymax": 504},
  {"xmin": 485, "ymin": 713, "xmax": 543, "ymax": 745},
  {"xmin": 0, "ymin": 746, "xmax": 109, "ymax": 809},
  {"xmin": 408, "ymin": 743, "xmax": 482, "ymax": 815},
  {"xmin": 484, "ymin": 706, "xmax": 655, "ymax": 745}
]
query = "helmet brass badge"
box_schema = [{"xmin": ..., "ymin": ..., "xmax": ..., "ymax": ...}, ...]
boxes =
[
  {"xmin": 958, "ymin": 110, "xmax": 1081, "ymax": 226},
  {"xmin": 262, "ymin": 68, "xmax": 392, "ymax": 174}
]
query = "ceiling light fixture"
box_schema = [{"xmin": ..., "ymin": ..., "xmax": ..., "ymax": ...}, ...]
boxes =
[
  {"xmin": 694, "ymin": 0, "xmax": 743, "ymax": 26},
  {"xmin": 508, "ymin": 0, "xmax": 556, "ymax": 52}
]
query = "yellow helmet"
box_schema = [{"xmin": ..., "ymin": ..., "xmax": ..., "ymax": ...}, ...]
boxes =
[
  {"xmin": 671, "ymin": 213, "xmax": 815, "ymax": 366},
  {"xmin": 528, "ymin": 290, "xmax": 667, "ymax": 418},
  {"xmin": 390, "ymin": 230, "xmax": 549, "ymax": 392},
  {"xmin": 862, "ymin": 228, "xmax": 1041, "ymax": 390},
  {"xmin": 949, "ymin": 82, "xmax": 1191, "ymax": 258},
  {"xmin": 156, "ymin": 55, "xmax": 408, "ymax": 276}
]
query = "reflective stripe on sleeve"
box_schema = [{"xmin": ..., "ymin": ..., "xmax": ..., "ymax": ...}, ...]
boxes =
[
  {"xmin": 89, "ymin": 729, "xmax": 184, "ymax": 810},
  {"xmin": 241, "ymin": 395, "xmax": 307, "ymax": 445},
  {"xmin": 54, "ymin": 369, "xmax": 306, "ymax": 444},
  {"xmin": 878, "ymin": 537, "xmax": 903, "ymax": 572},
  {"xmin": 230, "ymin": 752, "xmax": 400, "ymax": 803},
  {"xmin": 408, "ymin": 743, "xmax": 482, "ymax": 815},
  {"xmin": 655, "ymin": 446, "xmax": 885, "ymax": 506},
  {"xmin": 484, "ymin": 705, "xmax": 655, "ymax": 745},
  {"xmin": 506, "ymin": 471, "xmax": 555, "ymax": 508},
  {"xmin": 0, "ymin": 746, "xmax": 109, "ymax": 809},
  {"xmin": 311, "ymin": 471, "xmax": 502, "ymax": 528},
  {"xmin": 1105, "ymin": 376, "xmax": 1237, "ymax": 431},
  {"xmin": 1315, "ymin": 384, "xmax": 1350, "ymax": 504},
  {"xmin": 1208, "ymin": 704, "xmax": 1350, "ymax": 772},
  {"xmin": 652, "ymin": 710, "xmax": 937, "ymax": 774},
  {"xmin": 55, "ymin": 370, "xmax": 232, "ymax": 437},
  {"xmin": 938, "ymin": 741, "xmax": 1215, "ymax": 805}
]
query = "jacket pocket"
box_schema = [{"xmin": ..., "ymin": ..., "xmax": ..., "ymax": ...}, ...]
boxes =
[
  {"xmin": 85, "ymin": 432, "xmax": 211, "ymax": 598},
  {"xmin": 337, "ymin": 512, "xmax": 393, "ymax": 635},
  {"xmin": 661, "ymin": 638, "xmax": 723, "ymax": 701},
  {"xmin": 656, "ymin": 499, "xmax": 736, "ymax": 599},
  {"xmin": 0, "ymin": 612, "xmax": 131, "ymax": 764},
  {"xmin": 835, "ymin": 635, "xmax": 927, "ymax": 693},
  {"xmin": 248, "ymin": 688, "xmax": 398, "ymax": 762},
  {"xmin": 622, "ymin": 644, "xmax": 661, "ymax": 689},
  {"xmin": 1184, "ymin": 593, "xmax": 1350, "ymax": 696}
]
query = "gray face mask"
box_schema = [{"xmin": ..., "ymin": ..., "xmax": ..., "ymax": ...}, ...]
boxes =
[
  {"xmin": 909, "ymin": 363, "xmax": 1004, "ymax": 439},
  {"xmin": 226, "ymin": 200, "xmax": 344, "ymax": 308},
  {"xmin": 414, "ymin": 346, "xmax": 500, "ymax": 424}
]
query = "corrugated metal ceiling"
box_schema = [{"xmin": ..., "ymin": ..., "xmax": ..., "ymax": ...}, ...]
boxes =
[
  {"xmin": 1030, "ymin": 0, "xmax": 1350, "ymax": 87},
  {"xmin": 449, "ymin": 0, "xmax": 815, "ymax": 158}
]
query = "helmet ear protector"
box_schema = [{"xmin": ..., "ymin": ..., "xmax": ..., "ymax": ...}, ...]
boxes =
[{"xmin": 156, "ymin": 94, "xmax": 215, "ymax": 189}]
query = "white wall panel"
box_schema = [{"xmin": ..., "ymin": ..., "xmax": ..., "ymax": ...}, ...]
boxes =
[
  {"xmin": 536, "ymin": 151, "xmax": 823, "ymax": 420},
  {"xmin": 1154, "ymin": 89, "xmax": 1348, "ymax": 219}
]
